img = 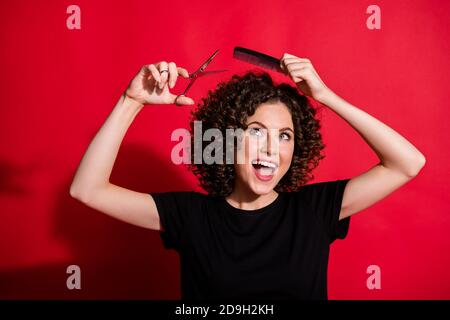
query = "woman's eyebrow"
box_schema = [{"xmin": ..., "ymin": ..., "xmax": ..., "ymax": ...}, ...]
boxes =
[{"xmin": 247, "ymin": 121, "xmax": 294, "ymax": 133}]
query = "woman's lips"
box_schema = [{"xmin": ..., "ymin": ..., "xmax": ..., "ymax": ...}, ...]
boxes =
[{"xmin": 252, "ymin": 165, "xmax": 275, "ymax": 182}]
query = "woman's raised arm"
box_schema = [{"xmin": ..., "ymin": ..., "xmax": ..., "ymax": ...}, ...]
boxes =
[{"xmin": 69, "ymin": 61, "xmax": 194, "ymax": 230}]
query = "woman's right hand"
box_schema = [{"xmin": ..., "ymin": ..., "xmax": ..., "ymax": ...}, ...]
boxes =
[{"xmin": 125, "ymin": 61, "xmax": 195, "ymax": 106}]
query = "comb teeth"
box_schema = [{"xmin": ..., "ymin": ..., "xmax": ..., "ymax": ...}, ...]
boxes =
[{"xmin": 233, "ymin": 47, "xmax": 284, "ymax": 73}]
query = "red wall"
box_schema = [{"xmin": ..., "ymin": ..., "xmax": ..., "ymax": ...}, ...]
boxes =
[{"xmin": 0, "ymin": 0, "xmax": 448, "ymax": 299}]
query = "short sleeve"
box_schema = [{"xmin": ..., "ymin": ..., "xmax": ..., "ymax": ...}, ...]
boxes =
[
  {"xmin": 305, "ymin": 179, "xmax": 351, "ymax": 244},
  {"xmin": 149, "ymin": 191, "xmax": 193, "ymax": 251}
]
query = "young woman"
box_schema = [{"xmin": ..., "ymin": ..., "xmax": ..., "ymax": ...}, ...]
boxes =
[{"xmin": 70, "ymin": 53, "xmax": 426, "ymax": 300}]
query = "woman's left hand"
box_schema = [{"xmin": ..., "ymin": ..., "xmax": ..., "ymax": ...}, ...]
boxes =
[{"xmin": 280, "ymin": 53, "xmax": 331, "ymax": 101}]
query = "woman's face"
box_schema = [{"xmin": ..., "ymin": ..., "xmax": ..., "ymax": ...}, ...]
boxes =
[{"xmin": 234, "ymin": 101, "xmax": 295, "ymax": 195}]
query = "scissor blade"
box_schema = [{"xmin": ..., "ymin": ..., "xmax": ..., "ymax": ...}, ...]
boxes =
[
  {"xmin": 198, "ymin": 69, "xmax": 228, "ymax": 77},
  {"xmin": 182, "ymin": 50, "xmax": 222, "ymax": 95},
  {"xmin": 201, "ymin": 49, "xmax": 219, "ymax": 69},
  {"xmin": 191, "ymin": 49, "xmax": 220, "ymax": 76}
]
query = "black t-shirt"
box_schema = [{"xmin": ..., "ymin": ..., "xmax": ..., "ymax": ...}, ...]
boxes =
[{"xmin": 150, "ymin": 179, "xmax": 350, "ymax": 300}]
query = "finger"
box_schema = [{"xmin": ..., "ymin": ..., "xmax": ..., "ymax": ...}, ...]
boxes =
[
  {"xmin": 286, "ymin": 61, "xmax": 311, "ymax": 73},
  {"xmin": 171, "ymin": 94, "xmax": 195, "ymax": 106},
  {"xmin": 177, "ymin": 67, "xmax": 190, "ymax": 78},
  {"xmin": 140, "ymin": 64, "xmax": 150, "ymax": 77},
  {"xmin": 283, "ymin": 53, "xmax": 297, "ymax": 58},
  {"xmin": 283, "ymin": 58, "xmax": 311, "ymax": 66},
  {"xmin": 289, "ymin": 67, "xmax": 310, "ymax": 82},
  {"xmin": 147, "ymin": 64, "xmax": 161, "ymax": 83},
  {"xmin": 283, "ymin": 53, "xmax": 310, "ymax": 61},
  {"xmin": 280, "ymin": 53, "xmax": 298, "ymax": 67},
  {"xmin": 282, "ymin": 53, "xmax": 310, "ymax": 62},
  {"xmin": 168, "ymin": 62, "xmax": 178, "ymax": 89},
  {"xmin": 279, "ymin": 57, "xmax": 288, "ymax": 73},
  {"xmin": 280, "ymin": 53, "xmax": 311, "ymax": 70},
  {"xmin": 158, "ymin": 61, "xmax": 169, "ymax": 89}
]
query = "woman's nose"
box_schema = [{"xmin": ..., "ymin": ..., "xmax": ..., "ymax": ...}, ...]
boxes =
[{"xmin": 260, "ymin": 130, "xmax": 279, "ymax": 156}]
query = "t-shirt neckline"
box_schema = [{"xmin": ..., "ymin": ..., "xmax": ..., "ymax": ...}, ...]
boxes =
[{"xmin": 221, "ymin": 192, "xmax": 284, "ymax": 215}]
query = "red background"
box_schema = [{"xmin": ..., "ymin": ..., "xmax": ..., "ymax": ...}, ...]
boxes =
[{"xmin": 0, "ymin": 0, "xmax": 449, "ymax": 299}]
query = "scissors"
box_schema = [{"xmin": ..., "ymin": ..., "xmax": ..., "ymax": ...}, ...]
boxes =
[{"xmin": 175, "ymin": 49, "xmax": 227, "ymax": 106}]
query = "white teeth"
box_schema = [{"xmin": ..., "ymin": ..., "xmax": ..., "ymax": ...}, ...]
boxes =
[
  {"xmin": 259, "ymin": 167, "xmax": 274, "ymax": 176},
  {"xmin": 251, "ymin": 160, "xmax": 277, "ymax": 169}
]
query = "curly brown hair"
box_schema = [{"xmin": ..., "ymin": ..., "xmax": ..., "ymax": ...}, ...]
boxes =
[{"xmin": 187, "ymin": 70, "xmax": 326, "ymax": 197}]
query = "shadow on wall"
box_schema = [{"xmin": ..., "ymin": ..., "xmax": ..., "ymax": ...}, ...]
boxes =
[
  {"xmin": 0, "ymin": 159, "xmax": 36, "ymax": 195},
  {"xmin": 0, "ymin": 142, "xmax": 197, "ymax": 299}
]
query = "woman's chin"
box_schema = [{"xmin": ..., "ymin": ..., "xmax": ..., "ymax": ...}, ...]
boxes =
[{"xmin": 248, "ymin": 178, "xmax": 277, "ymax": 195}]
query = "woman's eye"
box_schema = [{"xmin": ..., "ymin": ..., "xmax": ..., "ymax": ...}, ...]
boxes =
[
  {"xmin": 280, "ymin": 132, "xmax": 291, "ymax": 141},
  {"xmin": 249, "ymin": 128, "xmax": 262, "ymax": 136}
]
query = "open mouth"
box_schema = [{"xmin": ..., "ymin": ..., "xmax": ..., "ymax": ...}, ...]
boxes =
[{"xmin": 251, "ymin": 159, "xmax": 278, "ymax": 181}]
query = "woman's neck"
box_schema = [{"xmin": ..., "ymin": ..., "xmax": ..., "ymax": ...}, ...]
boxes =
[{"xmin": 225, "ymin": 182, "xmax": 279, "ymax": 211}]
